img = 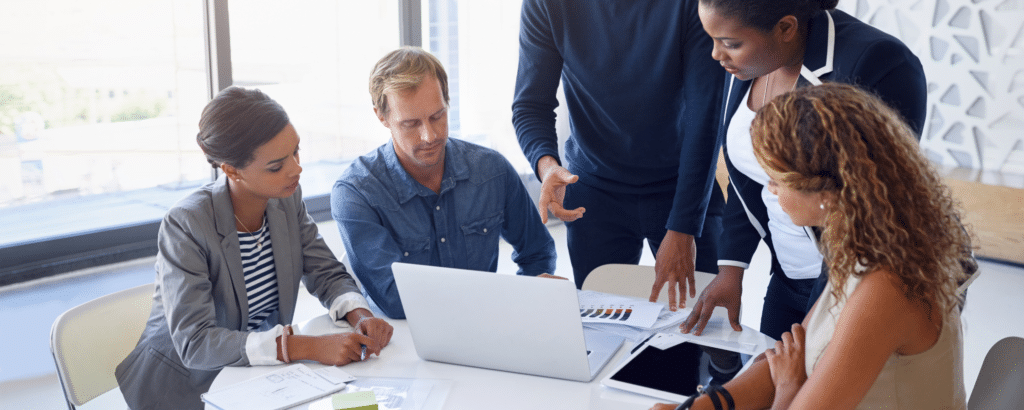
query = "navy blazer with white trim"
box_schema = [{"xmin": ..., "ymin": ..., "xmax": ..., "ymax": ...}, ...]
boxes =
[{"xmin": 717, "ymin": 9, "xmax": 927, "ymax": 272}]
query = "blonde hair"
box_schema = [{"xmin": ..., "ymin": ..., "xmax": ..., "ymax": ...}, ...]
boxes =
[
  {"xmin": 751, "ymin": 83, "xmax": 971, "ymax": 314},
  {"xmin": 369, "ymin": 46, "xmax": 449, "ymax": 116}
]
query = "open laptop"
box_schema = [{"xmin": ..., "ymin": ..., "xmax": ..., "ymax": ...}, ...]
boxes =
[{"xmin": 391, "ymin": 262, "xmax": 624, "ymax": 382}]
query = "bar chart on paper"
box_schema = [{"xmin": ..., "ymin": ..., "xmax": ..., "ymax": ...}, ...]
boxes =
[{"xmin": 577, "ymin": 291, "xmax": 662, "ymax": 328}]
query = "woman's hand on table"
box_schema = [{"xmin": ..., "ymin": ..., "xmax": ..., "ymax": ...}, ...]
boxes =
[
  {"xmin": 306, "ymin": 332, "xmax": 381, "ymax": 366},
  {"xmin": 680, "ymin": 265, "xmax": 744, "ymax": 336}
]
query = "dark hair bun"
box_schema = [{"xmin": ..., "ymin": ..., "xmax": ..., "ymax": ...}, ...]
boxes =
[{"xmin": 197, "ymin": 87, "xmax": 290, "ymax": 169}]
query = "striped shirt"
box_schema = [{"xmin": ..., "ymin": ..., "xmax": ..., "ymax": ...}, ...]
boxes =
[{"xmin": 238, "ymin": 217, "xmax": 279, "ymax": 330}]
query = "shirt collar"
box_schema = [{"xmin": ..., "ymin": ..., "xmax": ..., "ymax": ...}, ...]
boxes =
[
  {"xmin": 799, "ymin": 10, "xmax": 835, "ymax": 86},
  {"xmin": 382, "ymin": 139, "xmax": 470, "ymax": 203}
]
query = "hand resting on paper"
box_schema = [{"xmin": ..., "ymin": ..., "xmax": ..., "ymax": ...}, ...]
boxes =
[
  {"xmin": 680, "ymin": 265, "xmax": 744, "ymax": 336},
  {"xmin": 650, "ymin": 230, "xmax": 697, "ymax": 311}
]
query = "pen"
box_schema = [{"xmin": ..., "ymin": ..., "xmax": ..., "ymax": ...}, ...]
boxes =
[
  {"xmin": 630, "ymin": 334, "xmax": 656, "ymax": 355},
  {"xmin": 360, "ymin": 344, "xmax": 367, "ymax": 361}
]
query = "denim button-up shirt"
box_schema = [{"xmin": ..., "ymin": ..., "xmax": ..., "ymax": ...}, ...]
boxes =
[{"xmin": 331, "ymin": 138, "xmax": 557, "ymax": 319}]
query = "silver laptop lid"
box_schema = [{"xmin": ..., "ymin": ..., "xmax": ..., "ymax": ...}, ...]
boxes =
[{"xmin": 391, "ymin": 262, "xmax": 594, "ymax": 382}]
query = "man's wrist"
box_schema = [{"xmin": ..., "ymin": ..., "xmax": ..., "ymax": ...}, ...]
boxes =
[
  {"xmin": 536, "ymin": 156, "xmax": 560, "ymax": 181},
  {"xmin": 718, "ymin": 265, "xmax": 744, "ymax": 278},
  {"xmin": 664, "ymin": 229, "xmax": 694, "ymax": 244}
]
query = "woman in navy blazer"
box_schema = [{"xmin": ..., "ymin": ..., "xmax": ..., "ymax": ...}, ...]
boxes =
[
  {"xmin": 115, "ymin": 87, "xmax": 393, "ymax": 409},
  {"xmin": 680, "ymin": 0, "xmax": 927, "ymax": 341}
]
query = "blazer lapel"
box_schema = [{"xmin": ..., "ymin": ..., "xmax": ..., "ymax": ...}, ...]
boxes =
[
  {"xmin": 212, "ymin": 175, "xmax": 250, "ymax": 327},
  {"xmin": 800, "ymin": 10, "xmax": 836, "ymax": 86},
  {"xmin": 721, "ymin": 75, "xmax": 753, "ymax": 144},
  {"xmin": 266, "ymin": 199, "xmax": 296, "ymax": 324}
]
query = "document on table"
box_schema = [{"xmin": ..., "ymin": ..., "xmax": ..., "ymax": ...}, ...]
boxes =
[
  {"xmin": 584, "ymin": 304, "xmax": 689, "ymax": 342},
  {"xmin": 645, "ymin": 330, "xmax": 760, "ymax": 356},
  {"xmin": 201, "ymin": 363, "xmax": 354, "ymax": 410},
  {"xmin": 577, "ymin": 290, "xmax": 663, "ymax": 328},
  {"xmin": 579, "ymin": 292, "xmax": 758, "ymax": 349},
  {"xmin": 307, "ymin": 378, "xmax": 454, "ymax": 410}
]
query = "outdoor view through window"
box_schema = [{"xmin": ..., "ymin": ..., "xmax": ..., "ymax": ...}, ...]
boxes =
[{"xmin": 1, "ymin": 0, "xmax": 528, "ymax": 250}]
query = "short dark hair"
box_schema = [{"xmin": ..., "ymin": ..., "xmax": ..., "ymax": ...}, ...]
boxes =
[
  {"xmin": 700, "ymin": 0, "xmax": 839, "ymax": 32},
  {"xmin": 196, "ymin": 87, "xmax": 290, "ymax": 169}
]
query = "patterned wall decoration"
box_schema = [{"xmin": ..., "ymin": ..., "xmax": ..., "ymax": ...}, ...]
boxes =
[{"xmin": 838, "ymin": 0, "xmax": 1024, "ymax": 176}]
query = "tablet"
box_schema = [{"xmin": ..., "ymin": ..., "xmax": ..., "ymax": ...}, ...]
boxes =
[{"xmin": 601, "ymin": 336, "xmax": 752, "ymax": 402}]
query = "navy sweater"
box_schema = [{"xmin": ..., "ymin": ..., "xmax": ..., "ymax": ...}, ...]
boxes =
[{"xmin": 512, "ymin": 0, "xmax": 725, "ymax": 236}]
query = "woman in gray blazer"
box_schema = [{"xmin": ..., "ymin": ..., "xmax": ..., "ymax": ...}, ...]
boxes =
[{"xmin": 116, "ymin": 87, "xmax": 393, "ymax": 410}]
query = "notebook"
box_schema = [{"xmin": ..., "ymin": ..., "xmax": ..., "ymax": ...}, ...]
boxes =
[{"xmin": 391, "ymin": 262, "xmax": 624, "ymax": 382}]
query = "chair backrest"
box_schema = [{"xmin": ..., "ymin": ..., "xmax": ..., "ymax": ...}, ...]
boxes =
[
  {"xmin": 969, "ymin": 336, "xmax": 1024, "ymax": 410},
  {"xmin": 581, "ymin": 264, "xmax": 717, "ymax": 307},
  {"xmin": 50, "ymin": 283, "xmax": 154, "ymax": 409}
]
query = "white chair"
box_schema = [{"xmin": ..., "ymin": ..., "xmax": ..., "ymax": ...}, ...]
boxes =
[
  {"xmin": 581, "ymin": 264, "xmax": 716, "ymax": 305},
  {"xmin": 969, "ymin": 336, "xmax": 1024, "ymax": 410},
  {"xmin": 50, "ymin": 283, "xmax": 154, "ymax": 409}
]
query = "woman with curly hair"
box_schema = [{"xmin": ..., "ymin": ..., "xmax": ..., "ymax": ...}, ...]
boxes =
[{"xmin": 652, "ymin": 83, "xmax": 970, "ymax": 409}]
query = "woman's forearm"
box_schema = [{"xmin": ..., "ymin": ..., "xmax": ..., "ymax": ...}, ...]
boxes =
[
  {"xmin": 770, "ymin": 382, "xmax": 801, "ymax": 409},
  {"xmin": 691, "ymin": 356, "xmax": 776, "ymax": 410}
]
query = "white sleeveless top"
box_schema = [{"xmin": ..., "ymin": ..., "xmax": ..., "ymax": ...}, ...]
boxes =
[{"xmin": 804, "ymin": 274, "xmax": 967, "ymax": 409}]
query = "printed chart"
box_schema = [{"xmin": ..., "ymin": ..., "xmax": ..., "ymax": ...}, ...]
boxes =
[{"xmin": 578, "ymin": 290, "xmax": 662, "ymax": 328}]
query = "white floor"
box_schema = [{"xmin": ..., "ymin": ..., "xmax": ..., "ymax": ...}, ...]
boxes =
[{"xmin": 1, "ymin": 221, "xmax": 1021, "ymax": 409}]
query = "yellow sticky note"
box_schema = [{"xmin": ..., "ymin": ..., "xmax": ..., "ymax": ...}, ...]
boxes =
[{"xmin": 332, "ymin": 390, "xmax": 378, "ymax": 410}]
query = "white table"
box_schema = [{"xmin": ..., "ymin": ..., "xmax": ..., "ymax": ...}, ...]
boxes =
[{"xmin": 209, "ymin": 308, "xmax": 773, "ymax": 410}]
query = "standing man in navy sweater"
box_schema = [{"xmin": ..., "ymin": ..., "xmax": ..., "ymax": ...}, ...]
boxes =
[{"xmin": 513, "ymin": 0, "xmax": 725, "ymax": 308}]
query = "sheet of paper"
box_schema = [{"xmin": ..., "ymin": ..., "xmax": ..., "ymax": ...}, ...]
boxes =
[
  {"xmin": 577, "ymin": 290, "xmax": 663, "ymax": 329},
  {"xmin": 307, "ymin": 378, "xmax": 453, "ymax": 410},
  {"xmin": 202, "ymin": 363, "xmax": 351, "ymax": 410}
]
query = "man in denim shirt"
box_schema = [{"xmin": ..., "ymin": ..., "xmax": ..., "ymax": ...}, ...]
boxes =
[{"xmin": 331, "ymin": 47, "xmax": 558, "ymax": 319}]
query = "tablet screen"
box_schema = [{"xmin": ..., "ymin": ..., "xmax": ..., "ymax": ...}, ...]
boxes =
[{"xmin": 607, "ymin": 341, "xmax": 703, "ymax": 397}]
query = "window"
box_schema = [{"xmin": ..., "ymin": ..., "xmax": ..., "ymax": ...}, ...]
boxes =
[
  {"xmin": 0, "ymin": 0, "xmax": 207, "ymax": 247},
  {"xmin": 421, "ymin": 0, "xmax": 534, "ymax": 173},
  {"xmin": 0, "ymin": 0, "xmax": 536, "ymax": 284},
  {"xmin": 228, "ymin": 0, "xmax": 399, "ymax": 197}
]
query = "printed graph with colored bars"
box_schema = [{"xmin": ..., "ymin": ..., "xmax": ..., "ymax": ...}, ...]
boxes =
[{"xmin": 577, "ymin": 290, "xmax": 664, "ymax": 329}]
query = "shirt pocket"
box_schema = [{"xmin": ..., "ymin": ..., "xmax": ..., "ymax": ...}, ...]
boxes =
[
  {"xmin": 398, "ymin": 237, "xmax": 431, "ymax": 261},
  {"xmin": 461, "ymin": 211, "xmax": 503, "ymax": 237},
  {"xmin": 460, "ymin": 212, "xmax": 503, "ymax": 270}
]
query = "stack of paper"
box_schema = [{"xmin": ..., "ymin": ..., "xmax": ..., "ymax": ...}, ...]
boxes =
[{"xmin": 201, "ymin": 364, "xmax": 354, "ymax": 410}]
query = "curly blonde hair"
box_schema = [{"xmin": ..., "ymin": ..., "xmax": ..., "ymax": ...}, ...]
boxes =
[{"xmin": 751, "ymin": 83, "xmax": 971, "ymax": 314}]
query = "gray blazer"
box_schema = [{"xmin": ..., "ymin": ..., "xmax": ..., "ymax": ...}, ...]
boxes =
[{"xmin": 115, "ymin": 176, "xmax": 361, "ymax": 410}]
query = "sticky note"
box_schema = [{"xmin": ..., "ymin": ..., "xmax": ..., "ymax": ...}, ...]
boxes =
[{"xmin": 331, "ymin": 390, "xmax": 378, "ymax": 410}]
